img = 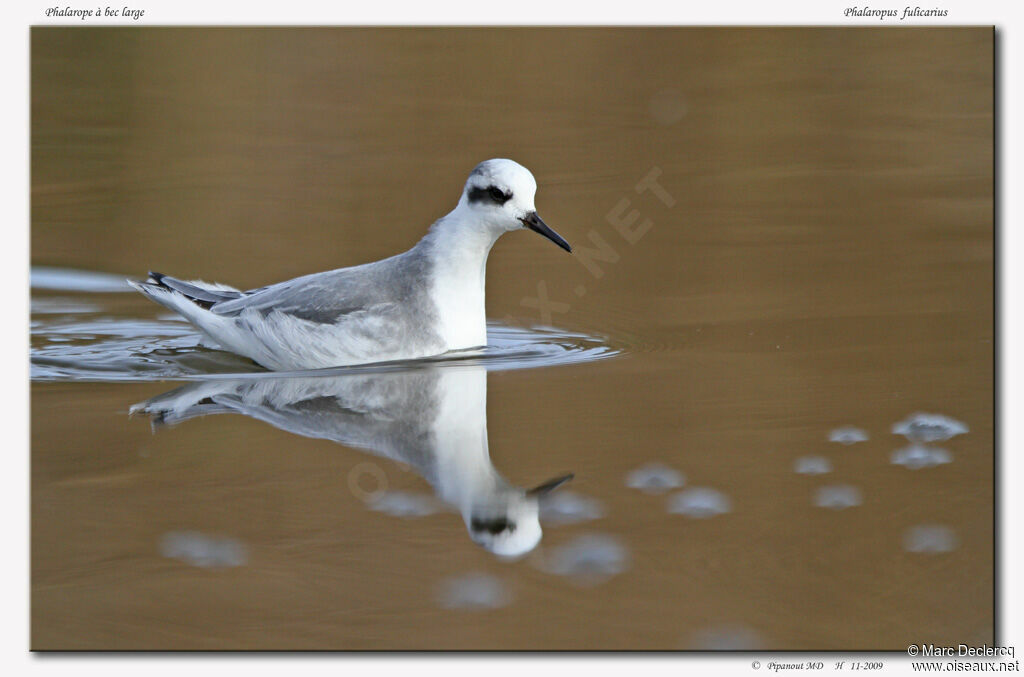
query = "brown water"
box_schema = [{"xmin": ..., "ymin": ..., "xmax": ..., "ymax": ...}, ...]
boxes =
[{"xmin": 31, "ymin": 27, "xmax": 993, "ymax": 650}]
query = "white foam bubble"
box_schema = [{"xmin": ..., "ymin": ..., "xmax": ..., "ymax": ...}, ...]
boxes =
[
  {"xmin": 903, "ymin": 525, "xmax": 958, "ymax": 553},
  {"xmin": 814, "ymin": 485, "xmax": 863, "ymax": 510},
  {"xmin": 538, "ymin": 533, "xmax": 630, "ymax": 586},
  {"xmin": 539, "ymin": 490, "xmax": 606, "ymax": 525},
  {"xmin": 829, "ymin": 426, "xmax": 869, "ymax": 444},
  {"xmin": 436, "ymin": 573, "xmax": 511, "ymax": 610},
  {"xmin": 794, "ymin": 455, "xmax": 833, "ymax": 475},
  {"xmin": 892, "ymin": 413, "xmax": 969, "ymax": 442},
  {"xmin": 891, "ymin": 444, "xmax": 953, "ymax": 470},
  {"xmin": 688, "ymin": 624, "xmax": 766, "ymax": 650},
  {"xmin": 369, "ymin": 491, "xmax": 444, "ymax": 518},
  {"xmin": 159, "ymin": 531, "xmax": 248, "ymax": 568},
  {"xmin": 625, "ymin": 462, "xmax": 685, "ymax": 494},
  {"xmin": 667, "ymin": 487, "xmax": 732, "ymax": 518}
]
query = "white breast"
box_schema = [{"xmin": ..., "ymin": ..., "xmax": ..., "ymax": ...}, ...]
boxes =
[{"xmin": 429, "ymin": 250, "xmax": 489, "ymax": 350}]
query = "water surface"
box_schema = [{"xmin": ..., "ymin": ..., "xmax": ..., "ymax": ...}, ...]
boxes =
[{"xmin": 31, "ymin": 27, "xmax": 993, "ymax": 650}]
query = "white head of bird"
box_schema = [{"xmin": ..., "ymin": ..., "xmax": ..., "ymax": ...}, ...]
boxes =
[{"xmin": 449, "ymin": 159, "xmax": 572, "ymax": 252}]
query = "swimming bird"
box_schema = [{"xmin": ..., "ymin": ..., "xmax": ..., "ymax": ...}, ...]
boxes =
[{"xmin": 129, "ymin": 159, "xmax": 572, "ymax": 370}]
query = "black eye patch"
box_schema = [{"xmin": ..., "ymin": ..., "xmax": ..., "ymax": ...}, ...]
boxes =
[
  {"xmin": 468, "ymin": 184, "xmax": 512, "ymax": 206},
  {"xmin": 471, "ymin": 517, "xmax": 517, "ymax": 535}
]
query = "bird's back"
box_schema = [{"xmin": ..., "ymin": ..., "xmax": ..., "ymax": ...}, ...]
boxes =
[{"xmin": 135, "ymin": 249, "xmax": 448, "ymax": 370}]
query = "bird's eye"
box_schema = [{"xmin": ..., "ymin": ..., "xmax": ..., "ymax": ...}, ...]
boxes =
[{"xmin": 489, "ymin": 186, "xmax": 507, "ymax": 203}]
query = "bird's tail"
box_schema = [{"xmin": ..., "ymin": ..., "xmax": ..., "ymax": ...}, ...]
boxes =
[{"xmin": 129, "ymin": 271, "xmax": 243, "ymax": 310}]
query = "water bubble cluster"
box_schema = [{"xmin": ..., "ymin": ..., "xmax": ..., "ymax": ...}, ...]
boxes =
[{"xmin": 892, "ymin": 413, "xmax": 969, "ymax": 442}]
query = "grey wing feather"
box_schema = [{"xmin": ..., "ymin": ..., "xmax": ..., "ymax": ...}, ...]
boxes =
[
  {"xmin": 209, "ymin": 253, "xmax": 426, "ymax": 325},
  {"xmin": 210, "ymin": 266, "xmax": 385, "ymax": 324}
]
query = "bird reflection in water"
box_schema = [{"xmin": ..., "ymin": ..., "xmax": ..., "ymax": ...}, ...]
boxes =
[{"xmin": 131, "ymin": 365, "xmax": 572, "ymax": 558}]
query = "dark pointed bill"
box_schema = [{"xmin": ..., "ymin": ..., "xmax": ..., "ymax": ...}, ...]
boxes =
[
  {"xmin": 520, "ymin": 212, "xmax": 572, "ymax": 253},
  {"xmin": 526, "ymin": 473, "xmax": 575, "ymax": 496}
]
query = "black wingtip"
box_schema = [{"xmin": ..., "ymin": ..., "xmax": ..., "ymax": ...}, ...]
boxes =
[{"xmin": 148, "ymin": 271, "xmax": 166, "ymax": 284}]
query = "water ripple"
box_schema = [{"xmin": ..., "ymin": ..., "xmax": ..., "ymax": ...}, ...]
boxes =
[
  {"xmin": 158, "ymin": 531, "xmax": 248, "ymax": 568},
  {"xmin": 31, "ymin": 267, "xmax": 622, "ymax": 383},
  {"xmin": 31, "ymin": 266, "xmax": 135, "ymax": 293}
]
